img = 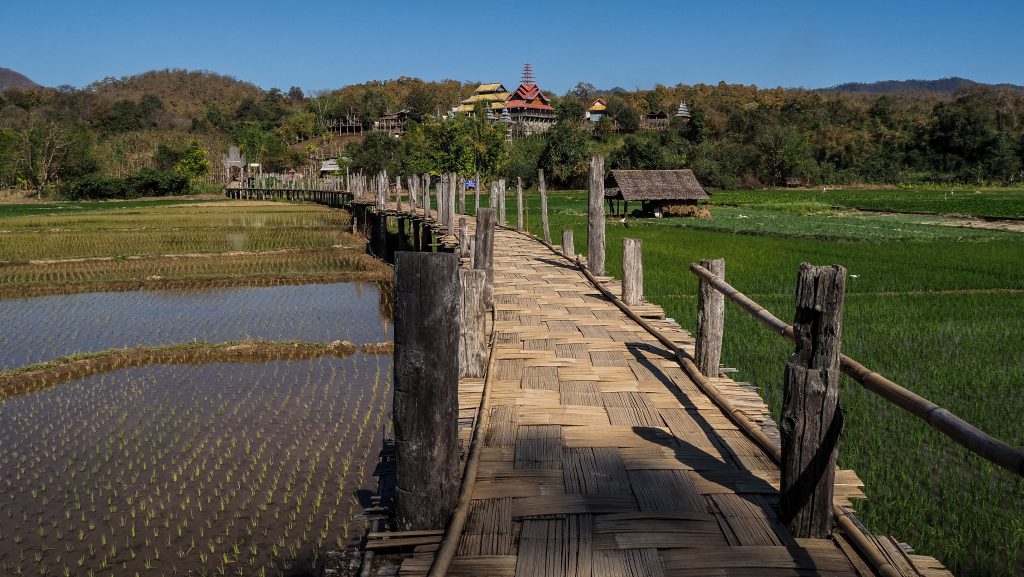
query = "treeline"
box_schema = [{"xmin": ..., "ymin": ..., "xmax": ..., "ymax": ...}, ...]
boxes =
[{"xmin": 2, "ymin": 69, "xmax": 1024, "ymax": 198}]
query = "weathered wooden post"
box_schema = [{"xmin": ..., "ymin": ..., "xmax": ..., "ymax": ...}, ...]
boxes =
[
  {"xmin": 459, "ymin": 218, "xmax": 469, "ymax": 260},
  {"xmin": 588, "ymin": 156, "xmax": 606, "ymax": 275},
  {"xmin": 458, "ymin": 177, "xmax": 466, "ymax": 215},
  {"xmin": 538, "ymin": 169, "xmax": 551, "ymax": 245},
  {"xmin": 447, "ymin": 174, "xmax": 456, "ymax": 235},
  {"xmin": 622, "ymin": 238, "xmax": 643, "ymax": 306},
  {"xmin": 352, "ymin": 216, "xmax": 358, "ymax": 235},
  {"xmin": 422, "ymin": 175, "xmax": 431, "ymax": 220},
  {"xmin": 396, "ymin": 176, "xmax": 403, "ymax": 212},
  {"xmin": 780, "ymin": 263, "xmax": 846, "ymax": 539},
  {"xmin": 498, "ymin": 179, "xmax": 507, "ymax": 226},
  {"xmin": 474, "ymin": 208, "xmax": 496, "ymax": 309},
  {"xmin": 516, "ymin": 177, "xmax": 524, "ymax": 231},
  {"xmin": 695, "ymin": 258, "xmax": 725, "ymax": 377},
  {"xmin": 393, "ymin": 252, "xmax": 461, "ymax": 531},
  {"xmin": 474, "ymin": 172, "xmax": 481, "ymax": 215},
  {"xmin": 562, "ymin": 229, "xmax": 575, "ymax": 257},
  {"xmin": 459, "ymin": 269, "xmax": 488, "ymax": 378}
]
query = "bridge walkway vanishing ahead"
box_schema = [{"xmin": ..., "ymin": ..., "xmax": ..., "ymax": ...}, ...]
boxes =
[{"xmin": 374, "ymin": 215, "xmax": 952, "ymax": 577}]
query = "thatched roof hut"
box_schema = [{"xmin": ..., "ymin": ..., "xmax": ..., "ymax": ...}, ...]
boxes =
[{"xmin": 605, "ymin": 169, "xmax": 710, "ymax": 217}]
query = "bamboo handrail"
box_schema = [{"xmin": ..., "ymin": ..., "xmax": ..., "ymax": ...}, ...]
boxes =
[{"xmin": 689, "ymin": 262, "xmax": 1024, "ymax": 477}]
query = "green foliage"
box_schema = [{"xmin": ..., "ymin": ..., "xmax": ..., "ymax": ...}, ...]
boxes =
[
  {"xmin": 173, "ymin": 140, "xmax": 210, "ymax": 182},
  {"xmin": 539, "ymin": 120, "xmax": 590, "ymax": 187},
  {"xmin": 61, "ymin": 168, "xmax": 188, "ymax": 200},
  {"xmin": 348, "ymin": 131, "xmax": 401, "ymax": 175}
]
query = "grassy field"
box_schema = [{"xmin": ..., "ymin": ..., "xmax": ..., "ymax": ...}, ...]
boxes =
[
  {"xmin": 500, "ymin": 189, "xmax": 1024, "ymax": 577},
  {"xmin": 708, "ymin": 187, "xmax": 1024, "ymax": 219}
]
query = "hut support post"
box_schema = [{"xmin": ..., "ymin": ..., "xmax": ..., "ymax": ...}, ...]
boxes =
[
  {"xmin": 622, "ymin": 238, "xmax": 643, "ymax": 306},
  {"xmin": 780, "ymin": 264, "xmax": 846, "ymax": 539},
  {"xmin": 695, "ymin": 258, "xmax": 725, "ymax": 377},
  {"xmin": 588, "ymin": 156, "xmax": 606, "ymax": 275},
  {"xmin": 393, "ymin": 252, "xmax": 461, "ymax": 531}
]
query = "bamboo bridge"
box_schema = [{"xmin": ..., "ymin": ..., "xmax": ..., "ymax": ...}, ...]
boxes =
[{"xmin": 225, "ymin": 165, "xmax": 1024, "ymax": 577}]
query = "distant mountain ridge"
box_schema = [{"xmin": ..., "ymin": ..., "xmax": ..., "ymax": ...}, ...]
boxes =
[
  {"xmin": 819, "ymin": 76, "xmax": 1024, "ymax": 95},
  {"xmin": 0, "ymin": 67, "xmax": 40, "ymax": 90}
]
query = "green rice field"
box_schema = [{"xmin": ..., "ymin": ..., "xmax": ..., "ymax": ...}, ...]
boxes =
[{"xmin": 492, "ymin": 188, "xmax": 1024, "ymax": 577}]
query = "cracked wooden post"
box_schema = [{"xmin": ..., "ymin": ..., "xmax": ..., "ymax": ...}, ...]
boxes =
[
  {"xmin": 588, "ymin": 156, "xmax": 606, "ymax": 275},
  {"xmin": 393, "ymin": 252, "xmax": 460, "ymax": 531},
  {"xmin": 538, "ymin": 169, "xmax": 550, "ymax": 244},
  {"xmin": 622, "ymin": 238, "xmax": 643, "ymax": 306},
  {"xmin": 562, "ymin": 229, "xmax": 574, "ymax": 258},
  {"xmin": 780, "ymin": 263, "xmax": 846, "ymax": 539},
  {"xmin": 458, "ymin": 269, "xmax": 488, "ymax": 378},
  {"xmin": 474, "ymin": 208, "xmax": 496, "ymax": 309},
  {"xmin": 516, "ymin": 177, "xmax": 524, "ymax": 231},
  {"xmin": 695, "ymin": 258, "xmax": 725, "ymax": 377},
  {"xmin": 447, "ymin": 174, "xmax": 456, "ymax": 236}
]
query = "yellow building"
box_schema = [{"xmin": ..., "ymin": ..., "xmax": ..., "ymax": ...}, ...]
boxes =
[{"xmin": 455, "ymin": 83, "xmax": 511, "ymax": 114}]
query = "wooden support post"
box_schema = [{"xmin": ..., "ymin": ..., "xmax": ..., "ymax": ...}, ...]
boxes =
[
  {"xmin": 352, "ymin": 216, "xmax": 358, "ymax": 235},
  {"xmin": 516, "ymin": 177, "xmax": 524, "ymax": 231},
  {"xmin": 474, "ymin": 172, "xmax": 481, "ymax": 216},
  {"xmin": 459, "ymin": 218, "xmax": 469, "ymax": 260},
  {"xmin": 474, "ymin": 208, "xmax": 496, "ymax": 309},
  {"xmin": 423, "ymin": 176, "xmax": 431, "ymax": 220},
  {"xmin": 562, "ymin": 229, "xmax": 575, "ymax": 257},
  {"xmin": 458, "ymin": 177, "xmax": 466, "ymax": 215},
  {"xmin": 498, "ymin": 179, "xmax": 506, "ymax": 226},
  {"xmin": 780, "ymin": 264, "xmax": 846, "ymax": 539},
  {"xmin": 695, "ymin": 258, "xmax": 725, "ymax": 377},
  {"xmin": 396, "ymin": 176, "xmax": 403, "ymax": 212},
  {"xmin": 588, "ymin": 156, "xmax": 606, "ymax": 275},
  {"xmin": 393, "ymin": 252, "xmax": 461, "ymax": 531},
  {"xmin": 458, "ymin": 269, "xmax": 488, "ymax": 378},
  {"xmin": 412, "ymin": 220, "xmax": 421, "ymax": 252},
  {"xmin": 538, "ymin": 169, "xmax": 551, "ymax": 244},
  {"xmin": 447, "ymin": 174, "xmax": 456, "ymax": 236},
  {"xmin": 622, "ymin": 238, "xmax": 643, "ymax": 306}
]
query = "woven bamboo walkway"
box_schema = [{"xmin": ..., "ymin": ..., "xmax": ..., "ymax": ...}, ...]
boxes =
[{"xmin": 368, "ymin": 209, "xmax": 951, "ymax": 577}]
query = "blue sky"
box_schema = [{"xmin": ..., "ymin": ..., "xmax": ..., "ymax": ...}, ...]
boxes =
[{"xmin": 4, "ymin": 0, "xmax": 1023, "ymax": 93}]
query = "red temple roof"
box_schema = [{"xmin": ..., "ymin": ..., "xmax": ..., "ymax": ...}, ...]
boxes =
[{"xmin": 505, "ymin": 83, "xmax": 554, "ymax": 112}]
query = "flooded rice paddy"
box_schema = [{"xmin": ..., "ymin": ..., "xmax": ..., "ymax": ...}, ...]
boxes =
[{"xmin": 0, "ymin": 282, "xmax": 393, "ymax": 369}]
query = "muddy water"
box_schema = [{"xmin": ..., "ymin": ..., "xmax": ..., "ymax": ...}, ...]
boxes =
[
  {"xmin": 0, "ymin": 355, "xmax": 392, "ymax": 576},
  {"xmin": 0, "ymin": 282, "xmax": 393, "ymax": 370}
]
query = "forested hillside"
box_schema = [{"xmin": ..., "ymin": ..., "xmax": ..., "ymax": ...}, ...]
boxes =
[{"xmin": 2, "ymin": 68, "xmax": 1023, "ymax": 197}]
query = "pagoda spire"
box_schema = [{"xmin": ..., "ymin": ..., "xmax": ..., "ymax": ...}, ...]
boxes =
[{"xmin": 521, "ymin": 63, "xmax": 535, "ymax": 85}]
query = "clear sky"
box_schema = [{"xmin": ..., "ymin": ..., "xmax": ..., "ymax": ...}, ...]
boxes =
[{"xmin": 5, "ymin": 0, "xmax": 1023, "ymax": 93}]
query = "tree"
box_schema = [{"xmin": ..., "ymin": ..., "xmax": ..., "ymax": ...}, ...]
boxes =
[
  {"xmin": 174, "ymin": 140, "xmax": 211, "ymax": 182},
  {"xmin": 349, "ymin": 131, "xmax": 401, "ymax": 175},
  {"xmin": 606, "ymin": 95, "xmax": 639, "ymax": 133},
  {"xmin": 539, "ymin": 121, "xmax": 590, "ymax": 187},
  {"xmin": 571, "ymin": 82, "xmax": 597, "ymax": 101}
]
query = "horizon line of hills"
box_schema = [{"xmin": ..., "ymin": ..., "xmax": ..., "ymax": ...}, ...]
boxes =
[{"xmin": 2, "ymin": 67, "xmax": 1022, "ymax": 97}]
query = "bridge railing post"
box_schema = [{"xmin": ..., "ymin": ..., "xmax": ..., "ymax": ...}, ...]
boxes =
[
  {"xmin": 393, "ymin": 252, "xmax": 461, "ymax": 531},
  {"xmin": 780, "ymin": 263, "xmax": 846, "ymax": 539},
  {"xmin": 458, "ymin": 269, "xmax": 488, "ymax": 378},
  {"xmin": 588, "ymin": 156, "xmax": 606, "ymax": 275},
  {"xmin": 474, "ymin": 208, "xmax": 496, "ymax": 309},
  {"xmin": 538, "ymin": 169, "xmax": 550, "ymax": 244},
  {"xmin": 516, "ymin": 177, "xmax": 524, "ymax": 232},
  {"xmin": 622, "ymin": 238, "xmax": 643, "ymax": 306},
  {"xmin": 695, "ymin": 258, "xmax": 725, "ymax": 377},
  {"xmin": 562, "ymin": 229, "xmax": 574, "ymax": 258}
]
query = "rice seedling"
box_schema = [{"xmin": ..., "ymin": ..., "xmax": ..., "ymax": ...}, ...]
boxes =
[{"xmin": 0, "ymin": 356, "xmax": 392, "ymax": 576}]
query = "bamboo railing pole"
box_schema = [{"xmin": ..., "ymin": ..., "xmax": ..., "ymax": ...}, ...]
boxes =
[{"xmin": 688, "ymin": 262, "xmax": 1024, "ymax": 477}]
